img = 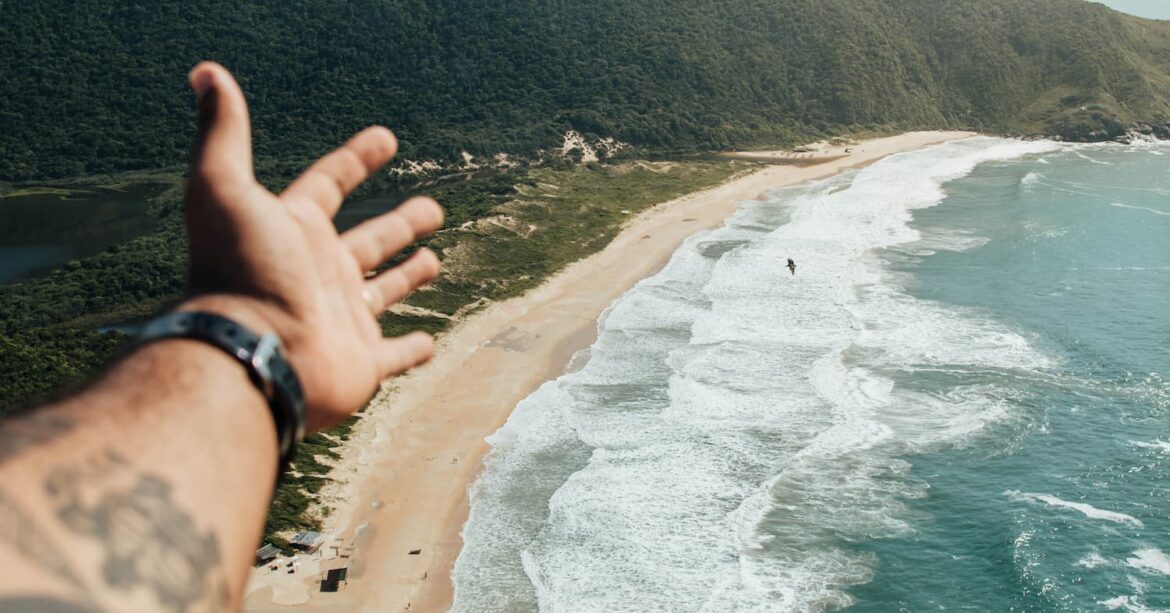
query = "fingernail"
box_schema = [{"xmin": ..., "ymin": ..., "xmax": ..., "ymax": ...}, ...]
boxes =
[{"xmin": 192, "ymin": 68, "xmax": 214, "ymax": 100}]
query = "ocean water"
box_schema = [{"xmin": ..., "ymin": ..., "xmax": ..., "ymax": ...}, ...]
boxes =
[{"xmin": 451, "ymin": 137, "xmax": 1170, "ymax": 612}]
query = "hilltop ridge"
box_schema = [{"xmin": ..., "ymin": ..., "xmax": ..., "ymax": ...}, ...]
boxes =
[{"xmin": 1, "ymin": 0, "xmax": 1169, "ymax": 181}]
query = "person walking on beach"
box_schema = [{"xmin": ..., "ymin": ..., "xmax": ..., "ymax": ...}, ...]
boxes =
[
  {"xmin": 0, "ymin": 62, "xmax": 443, "ymax": 613},
  {"xmin": 787, "ymin": 258, "xmax": 797, "ymax": 275}
]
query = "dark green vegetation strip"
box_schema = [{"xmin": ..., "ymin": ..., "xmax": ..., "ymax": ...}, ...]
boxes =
[
  {"xmin": 3, "ymin": 0, "xmax": 1170, "ymax": 181},
  {"xmin": 0, "ymin": 159, "xmax": 743, "ymax": 545},
  {"xmin": 266, "ymin": 418, "xmax": 358, "ymax": 555}
]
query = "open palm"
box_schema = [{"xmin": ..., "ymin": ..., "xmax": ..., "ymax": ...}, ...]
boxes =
[{"xmin": 182, "ymin": 62, "xmax": 443, "ymax": 432}]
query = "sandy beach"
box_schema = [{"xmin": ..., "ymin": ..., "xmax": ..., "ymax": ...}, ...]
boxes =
[{"xmin": 242, "ymin": 130, "xmax": 974, "ymax": 612}]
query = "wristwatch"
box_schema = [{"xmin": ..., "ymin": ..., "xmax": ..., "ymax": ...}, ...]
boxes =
[{"xmin": 134, "ymin": 311, "xmax": 306, "ymax": 472}]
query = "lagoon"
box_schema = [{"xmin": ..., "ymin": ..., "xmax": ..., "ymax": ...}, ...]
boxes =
[{"xmin": 0, "ymin": 184, "xmax": 165, "ymax": 284}]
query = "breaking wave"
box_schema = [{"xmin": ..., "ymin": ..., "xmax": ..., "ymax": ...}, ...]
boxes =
[{"xmin": 452, "ymin": 137, "xmax": 1061, "ymax": 612}]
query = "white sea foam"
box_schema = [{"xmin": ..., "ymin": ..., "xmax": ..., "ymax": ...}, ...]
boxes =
[
  {"xmin": 1078, "ymin": 551, "xmax": 1109, "ymax": 569},
  {"xmin": 1128, "ymin": 548, "xmax": 1170, "ymax": 576},
  {"xmin": 1074, "ymin": 150, "xmax": 1114, "ymax": 165},
  {"xmin": 1131, "ymin": 440, "xmax": 1170, "ymax": 453},
  {"xmin": 1005, "ymin": 491, "xmax": 1144, "ymax": 528},
  {"xmin": 1099, "ymin": 595, "xmax": 1161, "ymax": 613},
  {"xmin": 899, "ymin": 228, "xmax": 991, "ymax": 255},
  {"xmin": 1057, "ymin": 177, "xmax": 1170, "ymax": 197},
  {"xmin": 453, "ymin": 138, "xmax": 1061, "ymax": 612},
  {"xmin": 1022, "ymin": 171, "xmax": 1044, "ymax": 188},
  {"xmin": 1024, "ymin": 224, "xmax": 1067, "ymax": 240},
  {"xmin": 1110, "ymin": 202, "xmax": 1170, "ymax": 217}
]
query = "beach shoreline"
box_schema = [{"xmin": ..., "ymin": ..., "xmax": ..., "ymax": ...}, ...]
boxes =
[{"xmin": 242, "ymin": 130, "xmax": 975, "ymax": 612}]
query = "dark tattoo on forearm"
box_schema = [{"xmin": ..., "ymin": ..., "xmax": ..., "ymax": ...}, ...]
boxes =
[
  {"xmin": 44, "ymin": 453, "xmax": 228, "ymax": 613},
  {"xmin": 0, "ymin": 413, "xmax": 87, "ymax": 590},
  {"xmin": 0, "ymin": 414, "xmax": 228, "ymax": 611}
]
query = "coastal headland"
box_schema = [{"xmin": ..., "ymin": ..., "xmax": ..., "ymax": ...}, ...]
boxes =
[{"xmin": 242, "ymin": 131, "xmax": 975, "ymax": 612}]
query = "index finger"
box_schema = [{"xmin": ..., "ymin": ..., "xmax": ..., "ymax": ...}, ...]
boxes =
[{"xmin": 280, "ymin": 126, "xmax": 398, "ymax": 217}]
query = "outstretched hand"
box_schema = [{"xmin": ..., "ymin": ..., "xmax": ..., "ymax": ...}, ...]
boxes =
[{"xmin": 181, "ymin": 62, "xmax": 444, "ymax": 433}]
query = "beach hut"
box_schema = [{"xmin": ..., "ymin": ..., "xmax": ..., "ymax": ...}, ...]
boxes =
[
  {"xmin": 255, "ymin": 543, "xmax": 281, "ymax": 566},
  {"xmin": 290, "ymin": 531, "xmax": 326, "ymax": 553}
]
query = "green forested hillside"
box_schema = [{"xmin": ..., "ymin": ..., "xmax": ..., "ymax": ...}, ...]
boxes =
[{"xmin": 2, "ymin": 0, "xmax": 1169, "ymax": 181}]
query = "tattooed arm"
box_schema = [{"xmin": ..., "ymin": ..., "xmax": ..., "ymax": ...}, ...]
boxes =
[
  {"xmin": 0, "ymin": 62, "xmax": 444, "ymax": 612},
  {"xmin": 0, "ymin": 343, "xmax": 281, "ymax": 612}
]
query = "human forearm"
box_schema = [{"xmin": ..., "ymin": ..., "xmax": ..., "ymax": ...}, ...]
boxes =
[
  {"xmin": 0, "ymin": 61, "xmax": 444, "ymax": 612},
  {"xmin": 0, "ymin": 333, "xmax": 278, "ymax": 612}
]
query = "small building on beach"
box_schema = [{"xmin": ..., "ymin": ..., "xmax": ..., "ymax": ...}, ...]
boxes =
[
  {"xmin": 320, "ymin": 567, "xmax": 349, "ymax": 593},
  {"xmin": 290, "ymin": 531, "xmax": 326, "ymax": 553},
  {"xmin": 255, "ymin": 543, "xmax": 281, "ymax": 565}
]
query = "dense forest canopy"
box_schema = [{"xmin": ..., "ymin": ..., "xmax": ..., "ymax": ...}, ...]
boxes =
[{"xmin": 2, "ymin": 0, "xmax": 1170, "ymax": 181}]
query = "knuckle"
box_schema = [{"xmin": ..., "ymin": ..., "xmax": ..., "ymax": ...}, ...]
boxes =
[
  {"xmin": 344, "ymin": 233, "xmax": 376, "ymax": 269},
  {"xmin": 336, "ymin": 145, "xmax": 366, "ymax": 174},
  {"xmin": 299, "ymin": 169, "xmax": 343, "ymax": 203},
  {"xmin": 325, "ymin": 159, "xmax": 355, "ymax": 195},
  {"xmin": 360, "ymin": 234, "xmax": 385, "ymax": 269},
  {"xmin": 381, "ymin": 213, "xmax": 413, "ymax": 245},
  {"xmin": 379, "ymin": 270, "xmax": 410, "ymax": 298}
]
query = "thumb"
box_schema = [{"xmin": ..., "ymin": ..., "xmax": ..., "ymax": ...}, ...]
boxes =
[{"xmin": 188, "ymin": 62, "xmax": 255, "ymax": 199}]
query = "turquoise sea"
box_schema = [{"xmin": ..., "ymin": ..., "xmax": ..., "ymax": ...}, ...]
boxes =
[{"xmin": 451, "ymin": 137, "xmax": 1170, "ymax": 612}]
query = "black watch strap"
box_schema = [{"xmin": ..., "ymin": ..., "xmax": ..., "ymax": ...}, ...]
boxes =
[{"xmin": 134, "ymin": 311, "xmax": 306, "ymax": 471}]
